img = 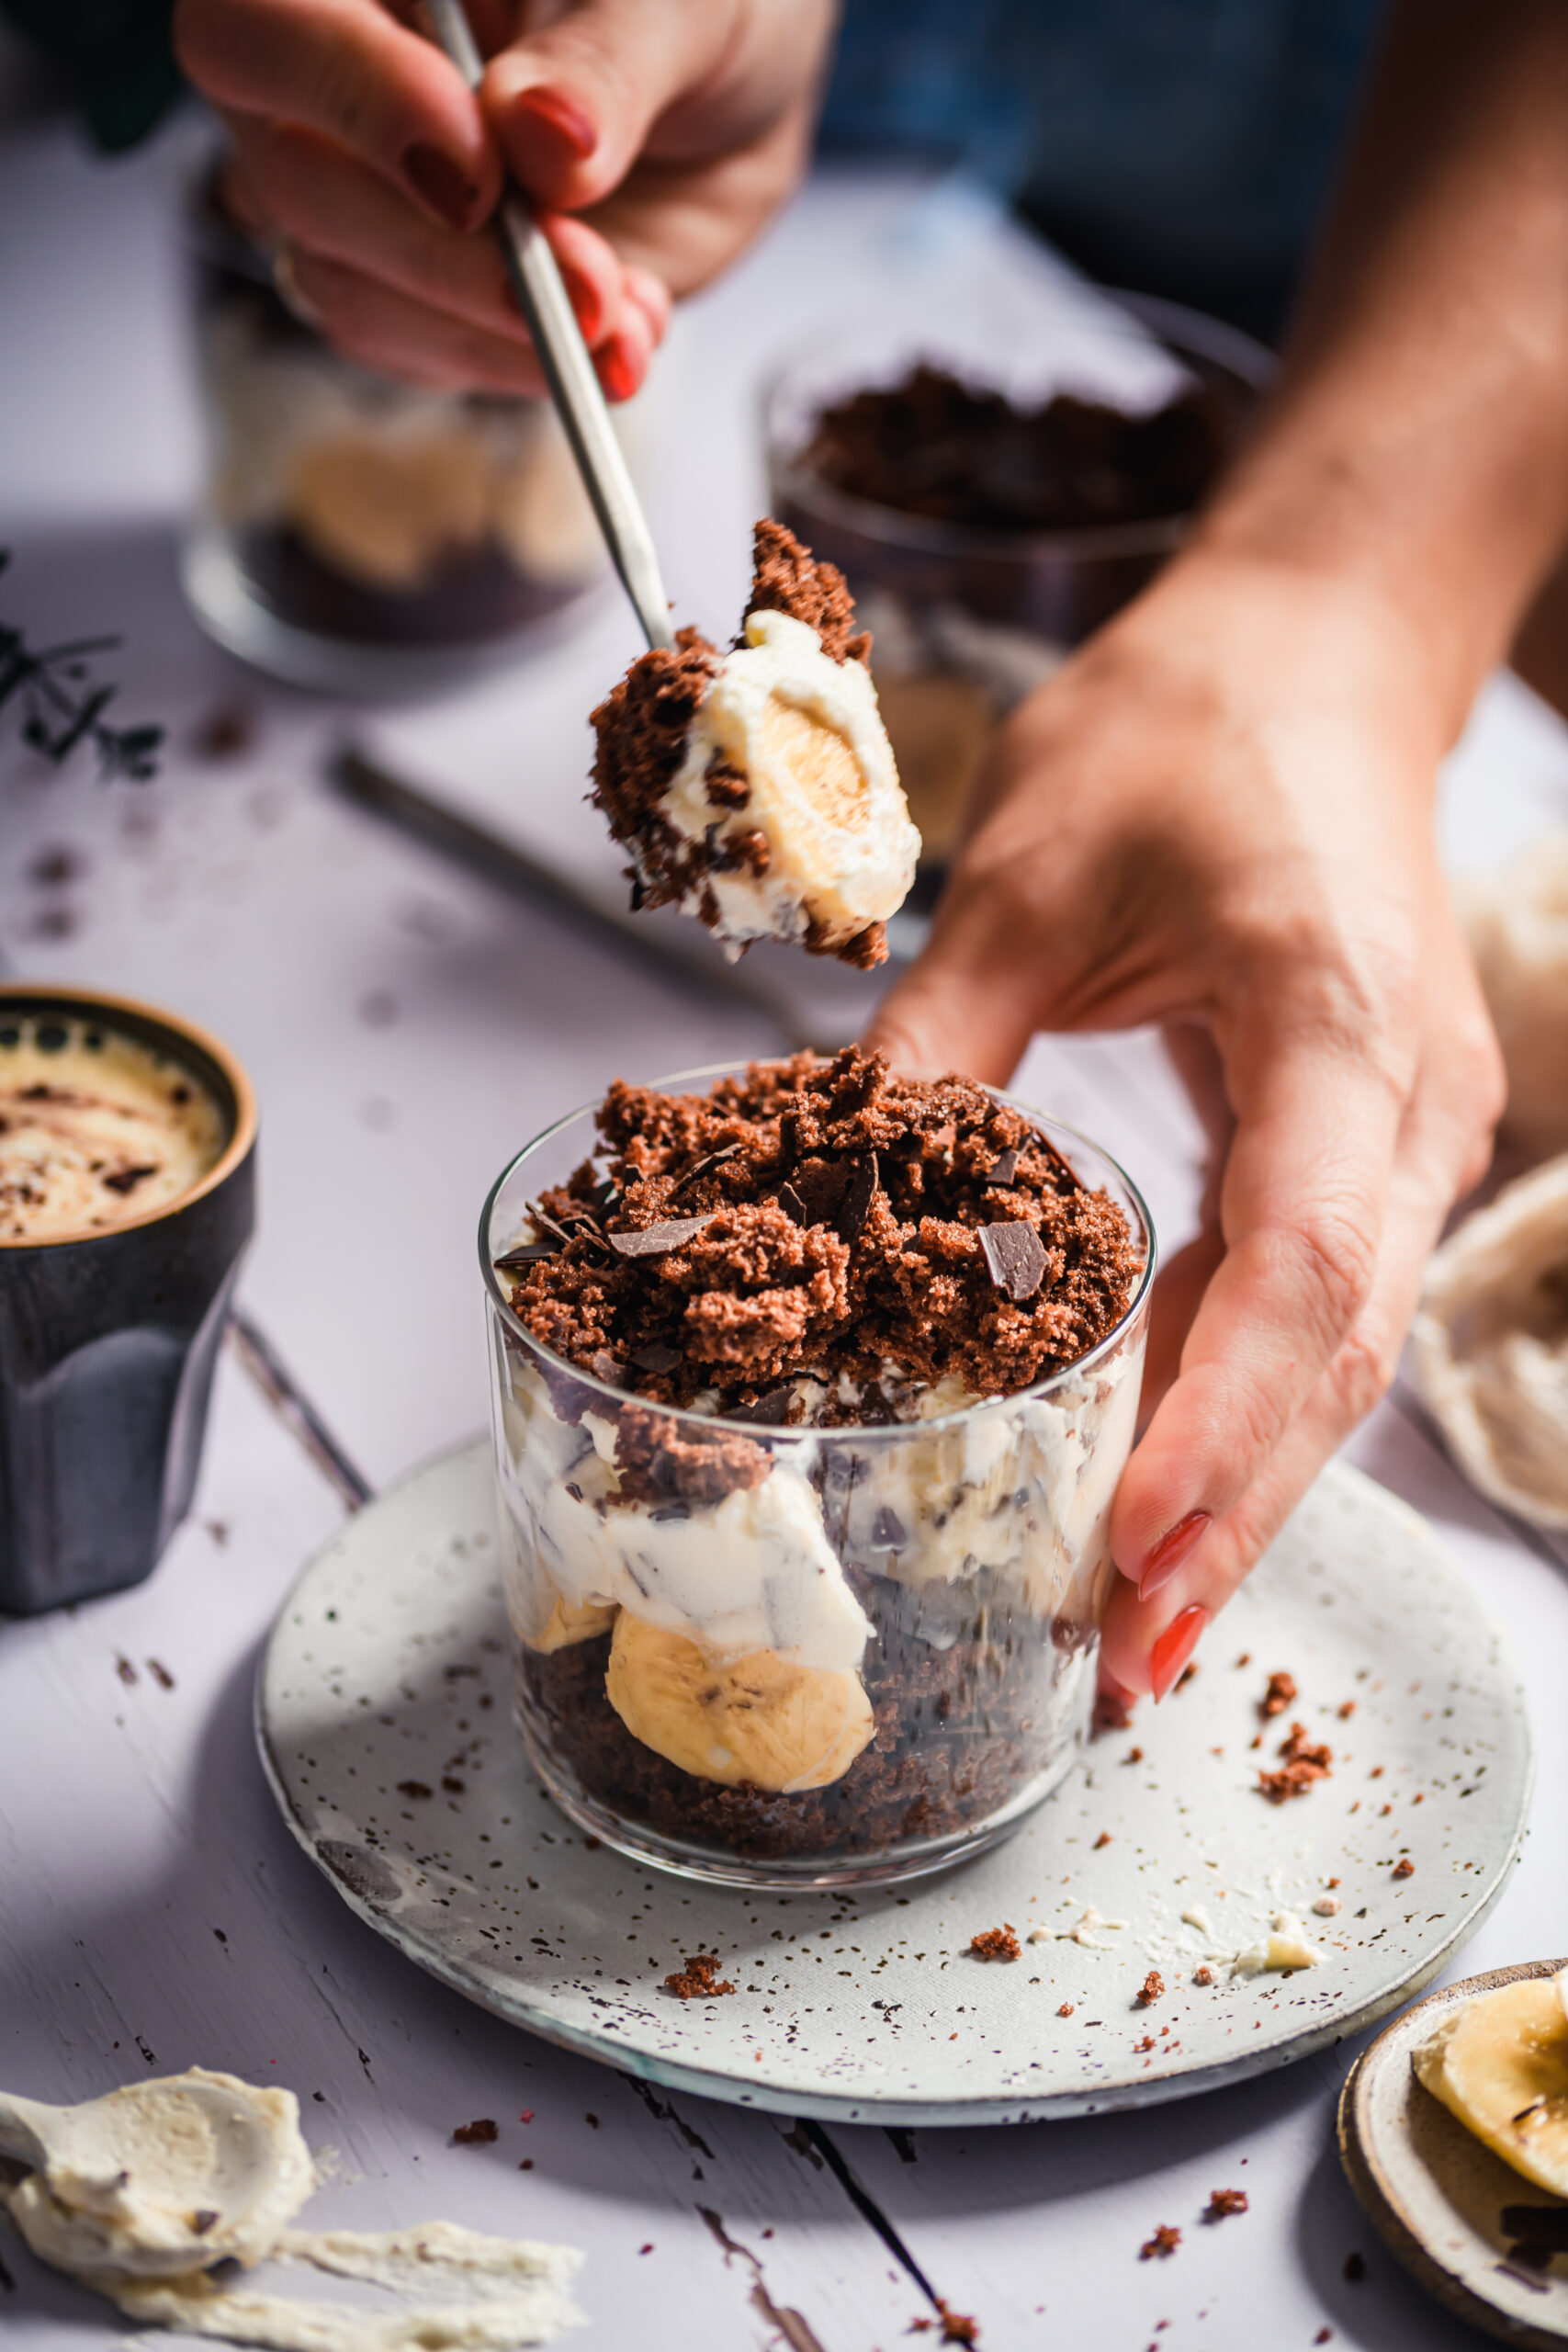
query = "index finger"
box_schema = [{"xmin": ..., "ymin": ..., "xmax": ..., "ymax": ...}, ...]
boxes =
[
  {"xmin": 175, "ymin": 0, "xmax": 499, "ymax": 228},
  {"xmin": 1110, "ymin": 975, "xmax": 1412, "ymax": 1599}
]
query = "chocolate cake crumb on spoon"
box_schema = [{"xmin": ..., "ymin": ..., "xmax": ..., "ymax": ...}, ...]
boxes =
[{"xmin": 591, "ymin": 521, "xmax": 920, "ymax": 969}]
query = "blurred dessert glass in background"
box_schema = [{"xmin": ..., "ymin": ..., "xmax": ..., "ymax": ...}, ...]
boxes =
[
  {"xmin": 179, "ymin": 169, "xmax": 653, "ymax": 695},
  {"xmin": 765, "ymin": 293, "xmax": 1268, "ymax": 896}
]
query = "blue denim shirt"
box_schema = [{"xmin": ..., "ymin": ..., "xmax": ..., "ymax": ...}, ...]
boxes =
[{"xmin": 819, "ymin": 0, "xmax": 1388, "ymax": 340}]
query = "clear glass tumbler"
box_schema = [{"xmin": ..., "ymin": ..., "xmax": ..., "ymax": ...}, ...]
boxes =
[
  {"xmin": 179, "ymin": 167, "xmax": 635, "ymax": 695},
  {"xmin": 764, "ymin": 292, "xmax": 1269, "ymax": 891},
  {"xmin": 479, "ymin": 1068, "xmax": 1154, "ymax": 1891}
]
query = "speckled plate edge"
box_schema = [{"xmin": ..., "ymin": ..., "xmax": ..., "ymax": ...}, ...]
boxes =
[
  {"xmin": 256, "ymin": 1440, "xmax": 1535, "ymax": 2127},
  {"xmin": 1339, "ymin": 1959, "xmax": 1568, "ymax": 2348}
]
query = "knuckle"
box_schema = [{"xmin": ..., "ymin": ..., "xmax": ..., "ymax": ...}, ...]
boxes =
[
  {"xmin": 1327, "ymin": 1321, "xmax": 1398, "ymax": 1424},
  {"xmin": 1280, "ymin": 1205, "xmax": 1379, "ymax": 1338}
]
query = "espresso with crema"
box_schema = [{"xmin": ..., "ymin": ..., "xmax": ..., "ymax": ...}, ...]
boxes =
[{"xmin": 0, "ymin": 1014, "xmax": 226, "ymax": 1243}]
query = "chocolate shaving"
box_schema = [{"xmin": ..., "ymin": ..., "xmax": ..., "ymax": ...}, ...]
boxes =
[
  {"xmin": 1502, "ymin": 2208, "xmax": 1568, "ymax": 2251},
  {"xmin": 531, "ymin": 1208, "xmax": 584, "ymax": 1250},
  {"xmin": 494, "ymin": 1240, "xmax": 561, "ymax": 1272},
  {"xmin": 978, "ymin": 1220, "xmax": 1047, "ymax": 1302},
  {"xmin": 985, "ymin": 1148, "xmax": 1020, "ymax": 1188},
  {"xmin": 729, "ymin": 1384, "xmax": 795, "ymax": 1426},
  {"xmin": 669, "ymin": 1143, "xmax": 739, "ymax": 1198},
  {"xmin": 835, "ymin": 1151, "xmax": 878, "ymax": 1243},
  {"xmin": 630, "ymin": 1340, "xmax": 685, "ymax": 1374},
  {"xmin": 607, "ymin": 1214, "xmax": 715, "ymax": 1258}
]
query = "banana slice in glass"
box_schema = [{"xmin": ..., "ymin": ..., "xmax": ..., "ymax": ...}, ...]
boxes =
[{"xmin": 604, "ymin": 1613, "xmax": 874, "ymax": 1793}]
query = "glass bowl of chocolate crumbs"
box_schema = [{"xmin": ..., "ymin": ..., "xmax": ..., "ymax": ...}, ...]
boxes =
[
  {"xmin": 764, "ymin": 294, "xmax": 1268, "ymax": 892},
  {"xmin": 480, "ymin": 1048, "xmax": 1153, "ymax": 1890}
]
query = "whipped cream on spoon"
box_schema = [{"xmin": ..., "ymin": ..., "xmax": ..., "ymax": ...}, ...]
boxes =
[{"xmin": 0, "ymin": 2067, "xmax": 315, "ymax": 2278}]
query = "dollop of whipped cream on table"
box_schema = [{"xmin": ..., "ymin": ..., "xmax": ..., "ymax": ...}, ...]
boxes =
[
  {"xmin": 0, "ymin": 2068, "xmax": 581, "ymax": 2350},
  {"xmin": 659, "ymin": 607, "xmax": 919, "ymax": 958}
]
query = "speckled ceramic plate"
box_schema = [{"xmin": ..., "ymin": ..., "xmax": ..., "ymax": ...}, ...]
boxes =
[
  {"xmin": 1339, "ymin": 1960, "xmax": 1568, "ymax": 2347},
  {"xmin": 257, "ymin": 1440, "xmax": 1532, "ymax": 2125}
]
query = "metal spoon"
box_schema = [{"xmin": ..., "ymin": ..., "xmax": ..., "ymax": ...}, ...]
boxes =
[
  {"xmin": 0, "ymin": 2069, "xmax": 315, "ymax": 2275},
  {"xmin": 425, "ymin": 0, "xmax": 674, "ymax": 652}
]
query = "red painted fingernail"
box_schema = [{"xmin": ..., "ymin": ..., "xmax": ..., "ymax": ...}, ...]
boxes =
[
  {"xmin": 402, "ymin": 142, "xmax": 478, "ymax": 230},
  {"xmin": 596, "ymin": 334, "xmax": 639, "ymax": 404},
  {"xmin": 1150, "ymin": 1606, "xmax": 1210, "ymax": 1703},
  {"xmin": 1139, "ymin": 1510, "xmax": 1211, "ymax": 1600},
  {"xmin": 558, "ymin": 264, "xmax": 603, "ymax": 345},
  {"xmin": 514, "ymin": 85, "xmax": 597, "ymax": 164}
]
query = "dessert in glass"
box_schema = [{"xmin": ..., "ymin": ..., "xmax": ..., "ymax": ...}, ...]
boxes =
[
  {"xmin": 480, "ymin": 1049, "xmax": 1153, "ymax": 1889},
  {"xmin": 180, "ymin": 169, "xmax": 644, "ymax": 694},
  {"xmin": 764, "ymin": 295, "xmax": 1268, "ymax": 890}
]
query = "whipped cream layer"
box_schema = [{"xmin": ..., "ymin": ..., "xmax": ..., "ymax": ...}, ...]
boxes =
[
  {"xmin": 493, "ymin": 1318, "xmax": 1143, "ymax": 1683},
  {"xmin": 657, "ymin": 608, "xmax": 919, "ymax": 957},
  {"xmin": 495, "ymin": 1355, "xmax": 873, "ymax": 1672}
]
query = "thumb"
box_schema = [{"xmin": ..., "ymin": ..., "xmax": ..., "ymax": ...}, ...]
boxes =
[{"xmin": 482, "ymin": 0, "xmax": 739, "ymax": 209}]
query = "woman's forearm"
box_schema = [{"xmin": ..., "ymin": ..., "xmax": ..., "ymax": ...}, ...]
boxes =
[{"xmin": 1198, "ymin": 0, "xmax": 1568, "ymax": 740}]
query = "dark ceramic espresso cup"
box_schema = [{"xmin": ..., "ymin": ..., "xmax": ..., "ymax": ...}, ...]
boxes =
[{"xmin": 0, "ymin": 985, "xmax": 257, "ymax": 1616}]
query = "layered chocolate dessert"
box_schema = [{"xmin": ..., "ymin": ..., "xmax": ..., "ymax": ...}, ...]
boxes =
[
  {"xmin": 591, "ymin": 523, "xmax": 920, "ymax": 968},
  {"xmin": 486, "ymin": 1049, "xmax": 1150, "ymax": 1880},
  {"xmin": 798, "ymin": 363, "xmax": 1241, "ymax": 534},
  {"xmin": 771, "ymin": 356, "xmax": 1256, "ymax": 886},
  {"xmin": 187, "ymin": 187, "xmax": 607, "ymax": 656}
]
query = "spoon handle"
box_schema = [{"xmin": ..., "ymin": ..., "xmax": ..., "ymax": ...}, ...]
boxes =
[
  {"xmin": 425, "ymin": 0, "xmax": 676, "ymax": 653},
  {"xmin": 0, "ymin": 2089, "xmax": 58, "ymax": 2169}
]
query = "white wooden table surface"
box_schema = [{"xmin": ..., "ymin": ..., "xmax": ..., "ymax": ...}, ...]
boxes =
[{"xmin": 3, "ymin": 115, "xmax": 1567, "ymax": 2352}]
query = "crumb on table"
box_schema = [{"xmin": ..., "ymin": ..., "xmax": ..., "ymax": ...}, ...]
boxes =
[
  {"xmin": 1140, "ymin": 2225, "xmax": 1181, "ymax": 2259},
  {"xmin": 970, "ymin": 1925, "xmax": 1021, "ymax": 1962},
  {"xmin": 1205, "ymin": 2188, "xmax": 1248, "ymax": 2221},
  {"xmin": 1392, "ymin": 1858, "xmax": 1415, "ymax": 1880},
  {"xmin": 452, "ymin": 2118, "xmax": 499, "ymax": 2144},
  {"xmin": 1135, "ymin": 1970, "xmax": 1165, "ymax": 2007}
]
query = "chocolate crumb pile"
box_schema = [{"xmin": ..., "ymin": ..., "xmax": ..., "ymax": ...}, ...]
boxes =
[
  {"xmin": 799, "ymin": 363, "xmax": 1244, "ymax": 533},
  {"xmin": 662, "ymin": 1952, "xmax": 736, "ymax": 2000},
  {"xmin": 969, "ymin": 1925, "xmax": 1021, "ymax": 1962},
  {"xmin": 590, "ymin": 519, "xmax": 884, "ymax": 970},
  {"xmin": 1258, "ymin": 1720, "xmax": 1333, "ymax": 1804},
  {"xmin": 503, "ymin": 1048, "xmax": 1141, "ymax": 1419}
]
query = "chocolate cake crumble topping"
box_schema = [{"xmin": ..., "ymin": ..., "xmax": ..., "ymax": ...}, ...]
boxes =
[
  {"xmin": 502, "ymin": 1048, "xmax": 1140, "ymax": 1420},
  {"xmin": 589, "ymin": 521, "xmax": 886, "ymax": 968}
]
